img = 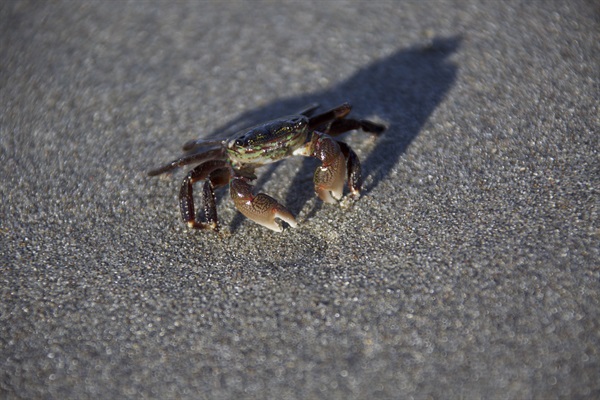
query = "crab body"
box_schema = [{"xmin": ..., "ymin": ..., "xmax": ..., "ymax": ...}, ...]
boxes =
[
  {"xmin": 148, "ymin": 103, "xmax": 385, "ymax": 232},
  {"xmin": 226, "ymin": 115, "xmax": 310, "ymax": 167}
]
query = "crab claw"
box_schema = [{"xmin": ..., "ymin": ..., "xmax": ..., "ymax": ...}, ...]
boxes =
[
  {"xmin": 229, "ymin": 177, "xmax": 297, "ymax": 232},
  {"xmin": 311, "ymin": 133, "xmax": 346, "ymax": 203}
]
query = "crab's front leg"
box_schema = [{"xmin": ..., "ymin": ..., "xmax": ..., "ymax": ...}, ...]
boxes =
[
  {"xmin": 179, "ymin": 160, "xmax": 230, "ymax": 230},
  {"xmin": 294, "ymin": 132, "xmax": 360, "ymax": 203},
  {"xmin": 230, "ymin": 177, "xmax": 298, "ymax": 232}
]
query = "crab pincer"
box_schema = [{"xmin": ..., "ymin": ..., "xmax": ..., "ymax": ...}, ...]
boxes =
[
  {"xmin": 294, "ymin": 132, "xmax": 347, "ymax": 203},
  {"xmin": 230, "ymin": 177, "xmax": 297, "ymax": 232}
]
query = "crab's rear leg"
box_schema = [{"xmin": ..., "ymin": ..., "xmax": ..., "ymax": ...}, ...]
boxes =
[
  {"xmin": 307, "ymin": 102, "xmax": 386, "ymax": 136},
  {"xmin": 325, "ymin": 118, "xmax": 386, "ymax": 136},
  {"xmin": 307, "ymin": 103, "xmax": 352, "ymax": 130},
  {"xmin": 179, "ymin": 160, "xmax": 230, "ymax": 230},
  {"xmin": 229, "ymin": 177, "xmax": 297, "ymax": 232}
]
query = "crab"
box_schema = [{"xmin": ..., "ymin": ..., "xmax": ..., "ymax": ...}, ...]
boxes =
[{"xmin": 148, "ymin": 102, "xmax": 385, "ymax": 232}]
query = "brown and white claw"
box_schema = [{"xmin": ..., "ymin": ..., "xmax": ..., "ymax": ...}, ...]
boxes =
[
  {"xmin": 314, "ymin": 163, "xmax": 345, "ymax": 203},
  {"xmin": 230, "ymin": 177, "xmax": 298, "ymax": 232},
  {"xmin": 308, "ymin": 133, "xmax": 347, "ymax": 204}
]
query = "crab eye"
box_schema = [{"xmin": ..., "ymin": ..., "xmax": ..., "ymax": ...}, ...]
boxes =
[
  {"xmin": 291, "ymin": 116, "xmax": 308, "ymax": 130},
  {"xmin": 235, "ymin": 135, "xmax": 249, "ymax": 147}
]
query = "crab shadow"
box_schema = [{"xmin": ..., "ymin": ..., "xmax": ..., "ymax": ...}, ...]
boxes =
[{"xmin": 206, "ymin": 37, "xmax": 460, "ymax": 232}]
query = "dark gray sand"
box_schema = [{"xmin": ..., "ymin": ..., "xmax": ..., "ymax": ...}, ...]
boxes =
[{"xmin": 1, "ymin": 1, "xmax": 598, "ymax": 398}]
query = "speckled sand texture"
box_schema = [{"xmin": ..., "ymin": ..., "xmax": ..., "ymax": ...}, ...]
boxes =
[{"xmin": 1, "ymin": 1, "xmax": 598, "ymax": 398}]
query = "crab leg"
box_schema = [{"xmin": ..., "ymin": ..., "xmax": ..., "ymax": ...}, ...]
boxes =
[
  {"xmin": 337, "ymin": 141, "xmax": 363, "ymax": 195},
  {"xmin": 148, "ymin": 147, "xmax": 225, "ymax": 176},
  {"xmin": 179, "ymin": 160, "xmax": 230, "ymax": 230},
  {"xmin": 229, "ymin": 177, "xmax": 297, "ymax": 232},
  {"xmin": 307, "ymin": 102, "xmax": 385, "ymax": 135},
  {"xmin": 307, "ymin": 103, "xmax": 352, "ymax": 130},
  {"xmin": 181, "ymin": 138, "xmax": 224, "ymax": 152},
  {"xmin": 324, "ymin": 118, "xmax": 386, "ymax": 136}
]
